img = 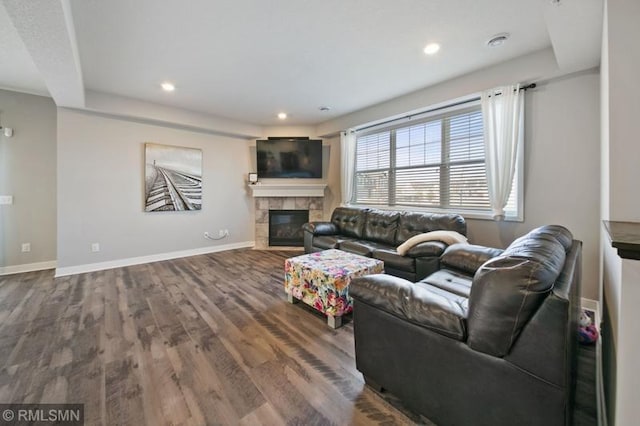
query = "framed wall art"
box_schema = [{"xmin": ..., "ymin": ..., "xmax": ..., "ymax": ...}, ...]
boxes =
[{"xmin": 144, "ymin": 143, "xmax": 202, "ymax": 212}]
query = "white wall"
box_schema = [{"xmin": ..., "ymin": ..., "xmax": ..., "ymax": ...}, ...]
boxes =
[
  {"xmin": 606, "ymin": 0, "xmax": 640, "ymax": 222},
  {"xmin": 600, "ymin": 0, "xmax": 640, "ymax": 424},
  {"xmin": 0, "ymin": 89, "xmax": 57, "ymax": 271},
  {"xmin": 600, "ymin": 3, "xmax": 610, "ymax": 225},
  {"xmin": 57, "ymin": 109, "xmax": 253, "ymax": 269}
]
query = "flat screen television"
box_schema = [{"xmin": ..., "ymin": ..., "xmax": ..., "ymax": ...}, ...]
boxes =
[{"xmin": 257, "ymin": 138, "xmax": 322, "ymax": 178}]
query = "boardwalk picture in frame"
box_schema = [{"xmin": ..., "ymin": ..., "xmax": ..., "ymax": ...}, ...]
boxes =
[{"xmin": 144, "ymin": 143, "xmax": 202, "ymax": 212}]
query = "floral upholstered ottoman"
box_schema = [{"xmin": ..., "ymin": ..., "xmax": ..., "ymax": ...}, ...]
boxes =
[{"xmin": 284, "ymin": 249, "xmax": 384, "ymax": 328}]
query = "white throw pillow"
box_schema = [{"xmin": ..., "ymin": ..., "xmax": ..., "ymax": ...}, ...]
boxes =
[{"xmin": 396, "ymin": 231, "xmax": 468, "ymax": 256}]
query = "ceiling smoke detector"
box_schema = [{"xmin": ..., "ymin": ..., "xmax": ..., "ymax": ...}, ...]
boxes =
[{"xmin": 487, "ymin": 33, "xmax": 509, "ymax": 48}]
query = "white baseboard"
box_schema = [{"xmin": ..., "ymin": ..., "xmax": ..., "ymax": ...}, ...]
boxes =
[
  {"xmin": 581, "ymin": 297, "xmax": 607, "ymax": 426},
  {"xmin": 54, "ymin": 241, "xmax": 255, "ymax": 277},
  {"xmin": 0, "ymin": 260, "xmax": 57, "ymax": 276}
]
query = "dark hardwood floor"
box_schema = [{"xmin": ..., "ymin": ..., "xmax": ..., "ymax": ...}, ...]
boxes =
[{"xmin": 0, "ymin": 249, "xmax": 597, "ymax": 425}]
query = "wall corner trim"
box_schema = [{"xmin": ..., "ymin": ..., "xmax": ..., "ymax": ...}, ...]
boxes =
[
  {"xmin": 54, "ymin": 241, "xmax": 255, "ymax": 277},
  {"xmin": 0, "ymin": 261, "xmax": 58, "ymax": 276}
]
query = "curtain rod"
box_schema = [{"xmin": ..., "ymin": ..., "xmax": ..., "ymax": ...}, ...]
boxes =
[{"xmin": 353, "ymin": 83, "xmax": 536, "ymax": 133}]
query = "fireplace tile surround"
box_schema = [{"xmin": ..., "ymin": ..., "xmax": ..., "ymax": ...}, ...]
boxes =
[{"xmin": 255, "ymin": 197, "xmax": 324, "ymax": 249}]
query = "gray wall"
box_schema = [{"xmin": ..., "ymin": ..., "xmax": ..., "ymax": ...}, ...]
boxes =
[
  {"xmin": 465, "ymin": 69, "xmax": 601, "ymax": 300},
  {"xmin": 57, "ymin": 108, "xmax": 253, "ymax": 268},
  {"xmin": 0, "ymin": 89, "xmax": 57, "ymax": 268}
]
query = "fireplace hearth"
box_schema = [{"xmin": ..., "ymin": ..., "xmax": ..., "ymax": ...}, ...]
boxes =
[{"xmin": 269, "ymin": 210, "xmax": 309, "ymax": 247}]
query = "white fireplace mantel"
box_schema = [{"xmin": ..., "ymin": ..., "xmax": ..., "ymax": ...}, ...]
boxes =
[{"xmin": 248, "ymin": 182, "xmax": 327, "ymax": 198}]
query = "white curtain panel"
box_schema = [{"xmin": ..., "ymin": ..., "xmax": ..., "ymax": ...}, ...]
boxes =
[
  {"xmin": 481, "ymin": 84, "xmax": 524, "ymax": 220},
  {"xmin": 340, "ymin": 130, "xmax": 356, "ymax": 205}
]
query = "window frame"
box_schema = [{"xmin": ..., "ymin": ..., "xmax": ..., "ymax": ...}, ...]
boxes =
[{"xmin": 351, "ymin": 100, "xmax": 524, "ymax": 221}]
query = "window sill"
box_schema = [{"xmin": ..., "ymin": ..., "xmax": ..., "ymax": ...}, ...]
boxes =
[{"xmin": 350, "ymin": 203, "xmax": 524, "ymax": 223}]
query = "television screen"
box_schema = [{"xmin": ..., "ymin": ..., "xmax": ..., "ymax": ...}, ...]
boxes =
[{"xmin": 257, "ymin": 139, "xmax": 323, "ymax": 178}]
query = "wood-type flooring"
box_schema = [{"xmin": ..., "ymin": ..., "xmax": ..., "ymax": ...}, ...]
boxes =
[{"xmin": 0, "ymin": 249, "xmax": 597, "ymax": 425}]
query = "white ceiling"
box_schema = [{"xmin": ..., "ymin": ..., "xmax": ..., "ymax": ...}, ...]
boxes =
[
  {"xmin": 0, "ymin": 3, "xmax": 49, "ymax": 96},
  {"xmin": 0, "ymin": 0, "xmax": 603, "ymax": 126}
]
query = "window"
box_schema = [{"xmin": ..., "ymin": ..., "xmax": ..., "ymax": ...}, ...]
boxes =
[{"xmin": 353, "ymin": 102, "xmax": 521, "ymax": 219}]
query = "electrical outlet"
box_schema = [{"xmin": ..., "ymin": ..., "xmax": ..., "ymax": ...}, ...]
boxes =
[
  {"xmin": 0, "ymin": 195, "xmax": 13, "ymax": 205},
  {"xmin": 21, "ymin": 243, "xmax": 31, "ymax": 252},
  {"xmin": 91, "ymin": 243, "xmax": 100, "ymax": 252}
]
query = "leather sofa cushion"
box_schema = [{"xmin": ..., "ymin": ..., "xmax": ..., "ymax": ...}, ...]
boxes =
[
  {"xmin": 373, "ymin": 248, "xmax": 415, "ymax": 272},
  {"xmin": 331, "ymin": 207, "xmax": 369, "ymax": 238},
  {"xmin": 521, "ymin": 224, "xmax": 573, "ymax": 252},
  {"xmin": 418, "ymin": 283, "xmax": 470, "ymax": 311},
  {"xmin": 350, "ymin": 274, "xmax": 468, "ymax": 340},
  {"xmin": 421, "ymin": 269, "xmax": 474, "ymax": 298},
  {"xmin": 505, "ymin": 231, "xmax": 569, "ymax": 268},
  {"xmin": 363, "ymin": 209, "xmax": 400, "ymax": 245},
  {"xmin": 467, "ymin": 228, "xmax": 570, "ymax": 357},
  {"xmin": 339, "ymin": 240, "xmax": 392, "ymax": 257},
  {"xmin": 396, "ymin": 212, "xmax": 467, "ymax": 245},
  {"xmin": 441, "ymin": 244, "xmax": 504, "ymax": 275},
  {"xmin": 313, "ymin": 235, "xmax": 355, "ymax": 250},
  {"xmin": 303, "ymin": 222, "xmax": 339, "ymax": 235}
]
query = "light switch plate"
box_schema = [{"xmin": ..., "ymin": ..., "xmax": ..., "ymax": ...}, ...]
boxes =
[{"xmin": 0, "ymin": 195, "xmax": 13, "ymax": 205}]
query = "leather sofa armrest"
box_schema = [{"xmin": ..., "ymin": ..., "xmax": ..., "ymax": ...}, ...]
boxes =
[
  {"xmin": 441, "ymin": 244, "xmax": 504, "ymax": 275},
  {"xmin": 351, "ymin": 274, "xmax": 468, "ymax": 340},
  {"xmin": 405, "ymin": 241, "xmax": 447, "ymax": 258},
  {"xmin": 303, "ymin": 221, "xmax": 339, "ymax": 235}
]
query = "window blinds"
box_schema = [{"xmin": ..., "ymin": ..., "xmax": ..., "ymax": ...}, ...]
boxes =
[{"xmin": 354, "ymin": 105, "xmax": 496, "ymax": 212}]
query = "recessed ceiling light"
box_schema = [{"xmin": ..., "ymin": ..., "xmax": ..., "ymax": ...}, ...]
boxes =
[
  {"xmin": 423, "ymin": 43, "xmax": 440, "ymax": 55},
  {"xmin": 487, "ymin": 33, "xmax": 510, "ymax": 48},
  {"xmin": 161, "ymin": 82, "xmax": 175, "ymax": 92},
  {"xmin": 277, "ymin": 112, "xmax": 287, "ymax": 120}
]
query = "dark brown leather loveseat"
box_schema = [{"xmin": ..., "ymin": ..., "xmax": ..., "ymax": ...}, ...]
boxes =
[
  {"xmin": 303, "ymin": 206, "xmax": 466, "ymax": 282},
  {"xmin": 350, "ymin": 225, "xmax": 581, "ymax": 426}
]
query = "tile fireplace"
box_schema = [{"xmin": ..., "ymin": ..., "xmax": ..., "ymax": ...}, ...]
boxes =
[{"xmin": 254, "ymin": 196, "xmax": 324, "ymax": 249}]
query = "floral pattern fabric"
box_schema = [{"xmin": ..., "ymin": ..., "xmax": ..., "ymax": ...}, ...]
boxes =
[{"xmin": 284, "ymin": 249, "xmax": 384, "ymax": 317}]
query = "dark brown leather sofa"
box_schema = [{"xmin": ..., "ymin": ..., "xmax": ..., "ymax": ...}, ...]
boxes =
[
  {"xmin": 303, "ymin": 206, "xmax": 466, "ymax": 282},
  {"xmin": 350, "ymin": 225, "xmax": 581, "ymax": 426}
]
